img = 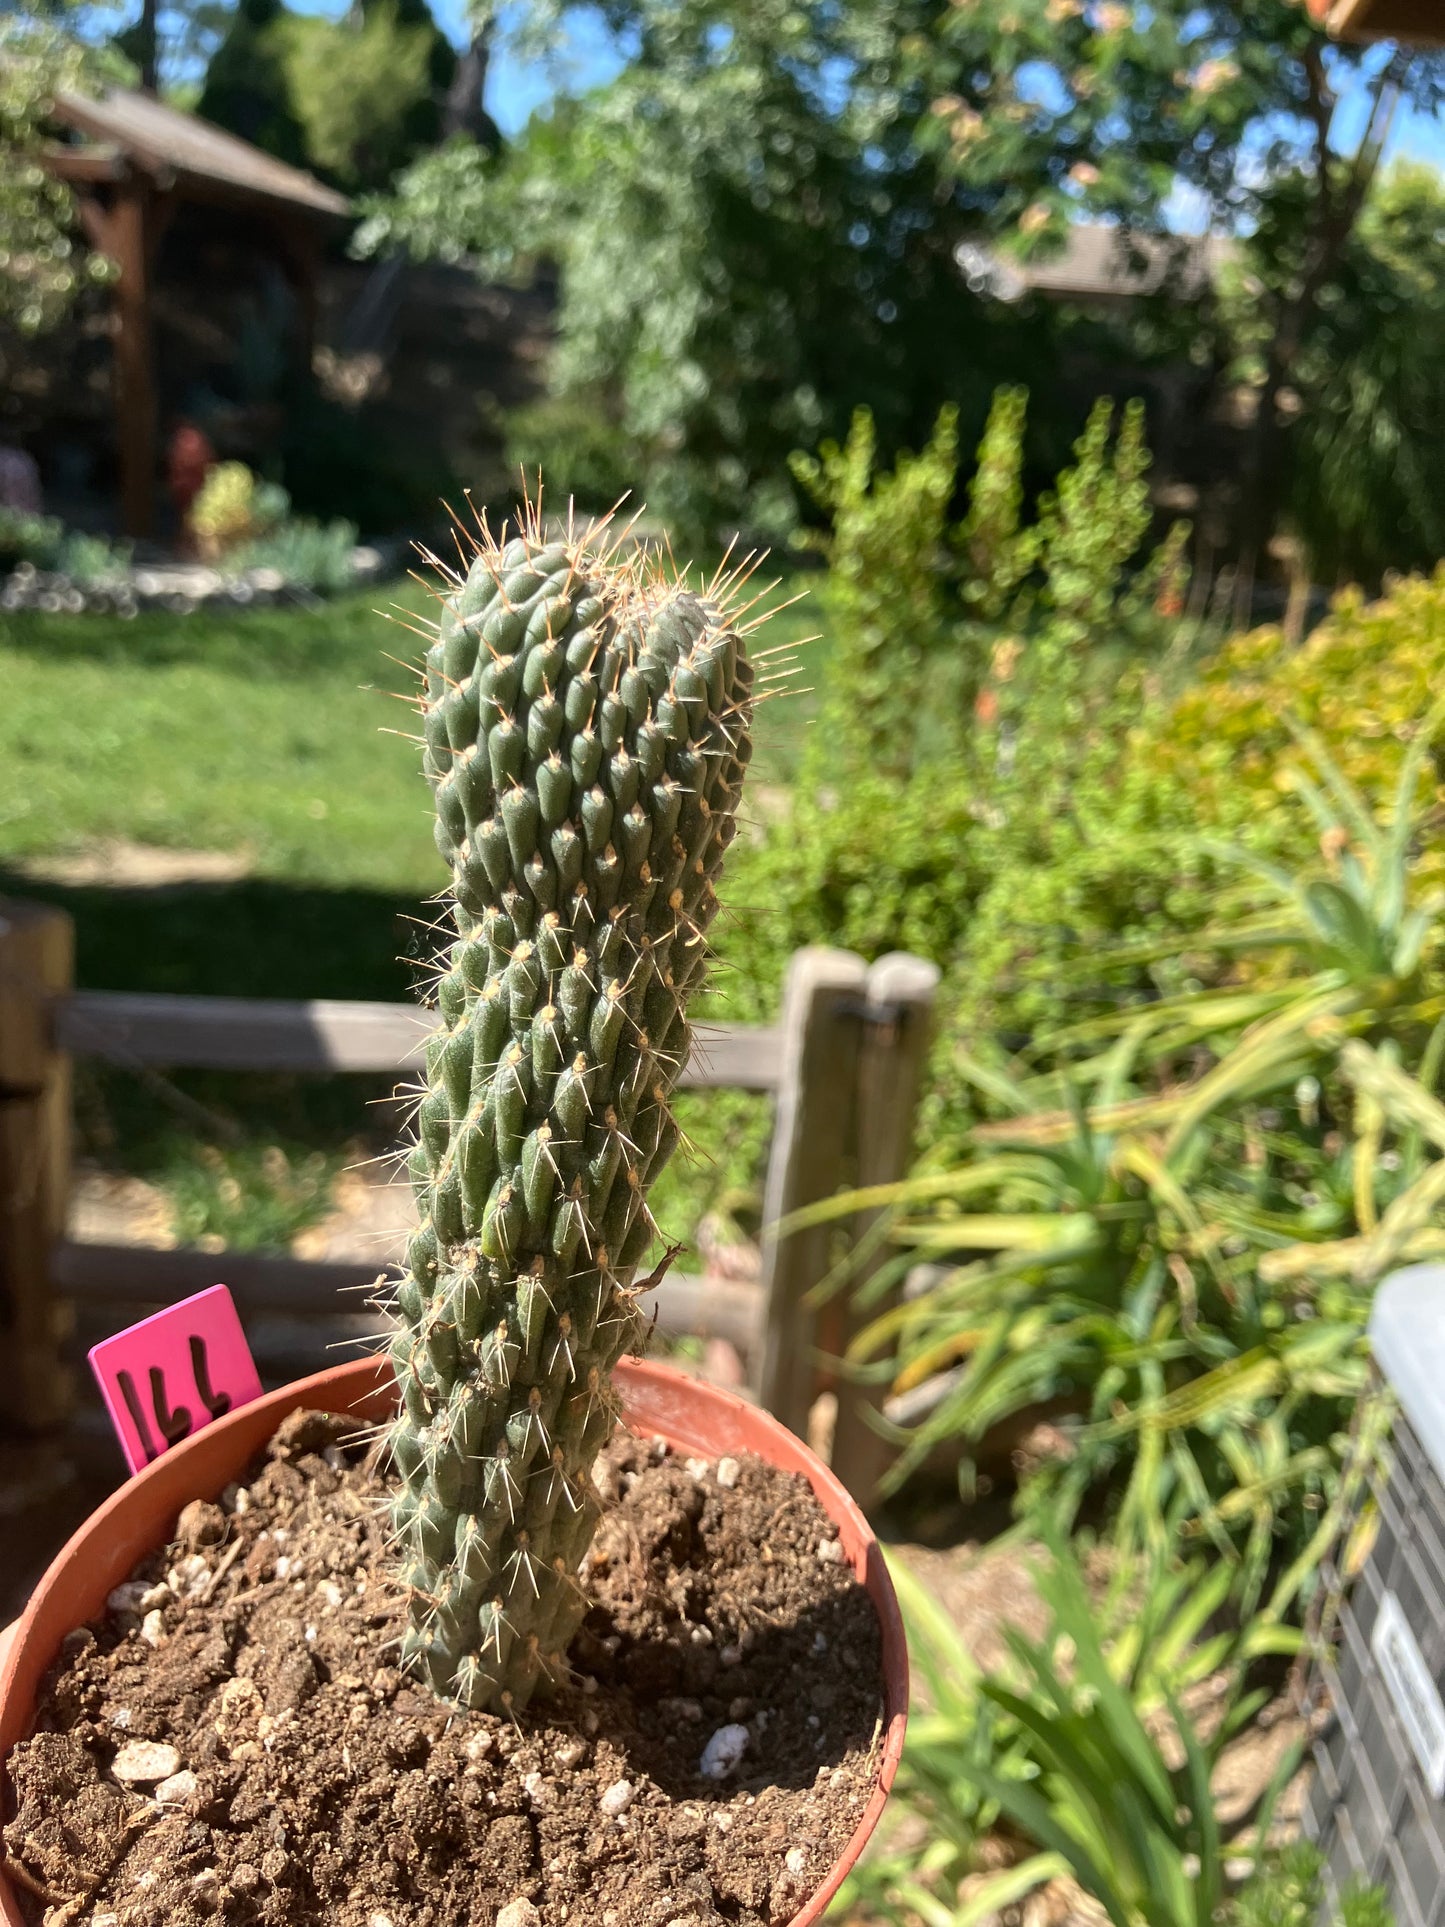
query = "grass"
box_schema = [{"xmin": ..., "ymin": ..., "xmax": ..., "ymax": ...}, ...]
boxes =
[
  {"xmin": 0, "ymin": 560, "xmax": 826, "ymax": 888},
  {"xmin": 0, "ymin": 583, "xmax": 441, "ymax": 891},
  {"xmin": 0, "ymin": 557, "xmax": 829, "ymax": 1251}
]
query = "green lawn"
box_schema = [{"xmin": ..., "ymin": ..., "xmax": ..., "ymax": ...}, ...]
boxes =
[
  {"xmin": 0, "ymin": 561, "xmax": 828, "ymax": 1249},
  {"xmin": 0, "ymin": 564, "xmax": 826, "ymax": 896}
]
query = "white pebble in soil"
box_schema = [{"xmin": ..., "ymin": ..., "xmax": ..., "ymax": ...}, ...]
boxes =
[
  {"xmin": 169, "ymin": 1552, "xmax": 211, "ymax": 1596},
  {"xmin": 684, "ymin": 1457, "xmax": 711, "ymax": 1481},
  {"xmin": 190, "ymin": 1869, "xmax": 222, "ymax": 1913},
  {"xmin": 699, "ymin": 1723, "xmax": 750, "ymax": 1780},
  {"xmin": 554, "ymin": 1737, "xmax": 587, "ymax": 1768},
  {"xmin": 816, "ymin": 1537, "xmax": 845, "ymax": 1564},
  {"xmin": 111, "ymin": 1740, "xmax": 182, "ymax": 1785},
  {"xmin": 715, "ymin": 1455, "xmax": 742, "ymax": 1489},
  {"xmin": 140, "ymin": 1610, "xmax": 166, "ymax": 1648},
  {"xmin": 785, "ymin": 1847, "xmax": 809, "ymax": 1875},
  {"xmin": 497, "ymin": 1901, "xmax": 542, "ymax": 1927},
  {"xmin": 598, "ymin": 1778, "xmax": 635, "ymax": 1817},
  {"xmin": 154, "ymin": 1769, "xmax": 199, "ymax": 1805}
]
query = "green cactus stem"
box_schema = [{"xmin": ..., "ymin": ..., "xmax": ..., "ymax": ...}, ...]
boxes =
[{"xmin": 388, "ymin": 502, "xmax": 756, "ymax": 1713}]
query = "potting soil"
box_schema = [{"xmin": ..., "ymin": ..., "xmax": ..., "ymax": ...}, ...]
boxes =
[{"xmin": 3, "ymin": 1409, "xmax": 883, "ymax": 1927}]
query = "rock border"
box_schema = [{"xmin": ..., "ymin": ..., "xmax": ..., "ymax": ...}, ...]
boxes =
[{"xmin": 0, "ymin": 547, "xmax": 385, "ymax": 618}]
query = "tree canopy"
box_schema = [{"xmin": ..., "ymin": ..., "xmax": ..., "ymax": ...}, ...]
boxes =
[{"xmin": 358, "ymin": 0, "xmax": 1445, "ymax": 561}]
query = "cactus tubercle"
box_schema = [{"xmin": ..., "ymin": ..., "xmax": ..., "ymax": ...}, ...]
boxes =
[{"xmin": 388, "ymin": 498, "xmax": 756, "ymax": 1712}]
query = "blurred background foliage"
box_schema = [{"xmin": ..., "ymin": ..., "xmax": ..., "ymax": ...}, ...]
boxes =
[{"xmin": 7, "ymin": 2, "xmax": 1445, "ymax": 1918}]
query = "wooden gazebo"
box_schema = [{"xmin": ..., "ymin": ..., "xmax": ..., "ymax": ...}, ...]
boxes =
[{"xmin": 45, "ymin": 87, "xmax": 350, "ymax": 539}]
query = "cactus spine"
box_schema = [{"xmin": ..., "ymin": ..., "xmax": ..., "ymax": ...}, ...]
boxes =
[{"xmin": 389, "ymin": 504, "xmax": 755, "ymax": 1714}]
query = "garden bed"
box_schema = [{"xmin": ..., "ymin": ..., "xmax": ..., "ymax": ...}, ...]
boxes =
[{"xmin": 0, "ymin": 551, "xmax": 386, "ymax": 619}]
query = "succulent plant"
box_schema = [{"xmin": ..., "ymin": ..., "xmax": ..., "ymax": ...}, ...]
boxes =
[{"xmin": 388, "ymin": 503, "xmax": 756, "ymax": 1713}]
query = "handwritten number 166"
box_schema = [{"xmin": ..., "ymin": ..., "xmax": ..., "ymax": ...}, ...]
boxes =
[{"xmin": 116, "ymin": 1335, "xmax": 232, "ymax": 1464}]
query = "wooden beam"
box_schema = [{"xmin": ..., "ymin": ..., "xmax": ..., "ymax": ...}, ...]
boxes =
[
  {"xmin": 0, "ymin": 903, "xmax": 76, "ymax": 1429},
  {"xmin": 58, "ymin": 991, "xmax": 437, "ymax": 1074},
  {"xmin": 752, "ymin": 948, "xmax": 869, "ymax": 1436},
  {"xmin": 110, "ymin": 181, "xmax": 158, "ymax": 540},
  {"xmin": 56, "ymin": 990, "xmax": 783, "ymax": 1090},
  {"xmin": 56, "ymin": 1240, "xmax": 762, "ymax": 1352},
  {"xmin": 828, "ymin": 952, "xmax": 940, "ymax": 1508},
  {"xmin": 45, "ymin": 145, "xmax": 127, "ymax": 184},
  {"xmin": 1315, "ymin": 0, "xmax": 1445, "ymax": 40}
]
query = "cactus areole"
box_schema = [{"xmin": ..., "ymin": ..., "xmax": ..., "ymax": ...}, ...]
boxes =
[{"xmin": 389, "ymin": 507, "xmax": 756, "ymax": 1713}]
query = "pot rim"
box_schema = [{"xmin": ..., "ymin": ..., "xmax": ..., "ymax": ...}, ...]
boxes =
[{"xmin": 0, "ymin": 1356, "xmax": 907, "ymax": 1927}]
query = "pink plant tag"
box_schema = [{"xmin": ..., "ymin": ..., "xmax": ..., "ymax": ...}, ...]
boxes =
[{"xmin": 89, "ymin": 1285, "xmax": 263, "ymax": 1475}]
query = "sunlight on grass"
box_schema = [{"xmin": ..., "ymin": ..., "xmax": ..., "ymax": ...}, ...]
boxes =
[{"xmin": 0, "ymin": 561, "xmax": 828, "ymax": 886}]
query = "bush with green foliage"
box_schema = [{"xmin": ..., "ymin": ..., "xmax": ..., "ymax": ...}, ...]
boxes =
[
  {"xmin": 230, "ymin": 516, "xmax": 360, "ymax": 594},
  {"xmin": 0, "ymin": 507, "xmax": 130, "ymax": 584},
  {"xmin": 0, "ymin": 8, "xmax": 120, "ymax": 335},
  {"xmin": 717, "ymin": 387, "xmax": 1194, "ymax": 1041},
  {"xmin": 843, "ymin": 1540, "xmax": 1391, "ymax": 1927},
  {"xmin": 188, "ymin": 461, "xmax": 359, "ymax": 591},
  {"xmin": 191, "ymin": 461, "xmax": 290, "ymax": 554},
  {"xmin": 789, "ymin": 729, "xmax": 1439, "ymax": 1595}
]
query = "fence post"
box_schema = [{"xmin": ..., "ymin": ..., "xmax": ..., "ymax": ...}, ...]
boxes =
[
  {"xmin": 752, "ymin": 947, "xmax": 868, "ymax": 1438},
  {"xmin": 0, "ymin": 898, "xmax": 75, "ymax": 1430},
  {"xmin": 828, "ymin": 951, "xmax": 940, "ymax": 1509}
]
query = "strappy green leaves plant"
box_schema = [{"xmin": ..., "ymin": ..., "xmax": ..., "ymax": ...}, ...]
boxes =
[{"xmin": 779, "ymin": 722, "xmax": 1443, "ymax": 1579}]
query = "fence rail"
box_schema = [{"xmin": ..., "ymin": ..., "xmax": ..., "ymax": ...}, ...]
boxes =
[
  {"xmin": 0, "ymin": 894, "xmax": 937, "ymax": 1506},
  {"xmin": 57, "ymin": 989, "xmax": 786, "ymax": 1089}
]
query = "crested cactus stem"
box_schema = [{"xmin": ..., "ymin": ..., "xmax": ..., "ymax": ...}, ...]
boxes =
[{"xmin": 389, "ymin": 495, "xmax": 757, "ymax": 1713}]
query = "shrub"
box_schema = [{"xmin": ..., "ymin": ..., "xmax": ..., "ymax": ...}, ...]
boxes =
[
  {"xmin": 843, "ymin": 1542, "xmax": 1390, "ymax": 1927},
  {"xmin": 230, "ymin": 516, "xmax": 360, "ymax": 593},
  {"xmin": 790, "ymin": 730, "xmax": 1438, "ymax": 1585},
  {"xmin": 191, "ymin": 462, "xmax": 289, "ymax": 556},
  {"xmin": 0, "ymin": 507, "xmax": 64, "ymax": 570},
  {"xmin": 790, "ymin": 403, "xmax": 963, "ymax": 782}
]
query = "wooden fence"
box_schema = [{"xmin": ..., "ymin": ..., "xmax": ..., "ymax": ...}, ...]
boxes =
[{"xmin": 0, "ymin": 896, "xmax": 937, "ymax": 1504}]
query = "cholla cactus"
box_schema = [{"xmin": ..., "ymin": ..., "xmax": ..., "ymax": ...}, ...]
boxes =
[{"xmin": 389, "ymin": 502, "xmax": 756, "ymax": 1713}]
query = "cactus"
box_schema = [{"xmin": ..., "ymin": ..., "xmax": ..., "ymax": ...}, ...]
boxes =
[{"xmin": 388, "ymin": 504, "xmax": 755, "ymax": 1714}]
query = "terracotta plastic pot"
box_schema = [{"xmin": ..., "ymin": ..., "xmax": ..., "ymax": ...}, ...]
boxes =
[{"xmin": 0, "ymin": 1356, "xmax": 908, "ymax": 1927}]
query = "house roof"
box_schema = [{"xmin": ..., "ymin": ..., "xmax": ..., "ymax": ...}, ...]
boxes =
[
  {"xmin": 959, "ymin": 225, "xmax": 1237, "ymax": 306},
  {"xmin": 1307, "ymin": 0, "xmax": 1445, "ymax": 42},
  {"xmin": 49, "ymin": 85, "xmax": 350, "ymax": 222}
]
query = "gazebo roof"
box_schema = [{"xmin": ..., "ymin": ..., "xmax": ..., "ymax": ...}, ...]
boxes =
[
  {"xmin": 49, "ymin": 85, "xmax": 350, "ymax": 222},
  {"xmin": 1307, "ymin": 0, "xmax": 1445, "ymax": 41}
]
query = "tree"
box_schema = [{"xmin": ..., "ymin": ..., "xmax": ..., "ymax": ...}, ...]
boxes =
[
  {"xmin": 195, "ymin": 0, "xmax": 309, "ymax": 167},
  {"xmin": 0, "ymin": 6, "xmax": 119, "ymax": 336},
  {"xmin": 442, "ymin": 4, "xmax": 499, "ymax": 151},
  {"xmin": 363, "ymin": 0, "xmax": 1445, "ymax": 566},
  {"xmin": 112, "ymin": 0, "xmax": 232, "ymax": 100},
  {"xmin": 358, "ymin": 0, "xmax": 1046, "ymax": 545},
  {"xmin": 197, "ymin": 0, "xmax": 455, "ymax": 189},
  {"xmin": 281, "ymin": 2, "xmax": 441, "ymax": 191},
  {"xmin": 912, "ymin": 0, "xmax": 1445, "ymax": 594},
  {"xmin": 1284, "ymin": 162, "xmax": 1445, "ymax": 581}
]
